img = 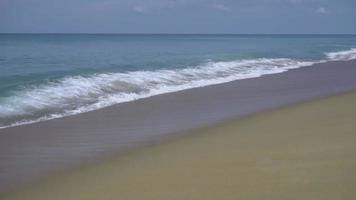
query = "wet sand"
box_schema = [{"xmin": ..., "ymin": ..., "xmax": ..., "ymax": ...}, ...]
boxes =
[
  {"xmin": 1, "ymin": 60, "xmax": 356, "ymax": 192},
  {"xmin": 2, "ymin": 89, "xmax": 356, "ymax": 200}
]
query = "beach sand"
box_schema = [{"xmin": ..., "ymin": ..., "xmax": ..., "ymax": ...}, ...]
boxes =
[
  {"xmin": 2, "ymin": 91, "xmax": 356, "ymax": 200},
  {"xmin": 1, "ymin": 60, "xmax": 356, "ymax": 192}
]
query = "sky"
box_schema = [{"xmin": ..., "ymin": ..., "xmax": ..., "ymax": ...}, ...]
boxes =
[{"xmin": 0, "ymin": 0, "xmax": 355, "ymax": 34}]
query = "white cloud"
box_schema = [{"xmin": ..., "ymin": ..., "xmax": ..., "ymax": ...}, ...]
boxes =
[
  {"xmin": 288, "ymin": 0, "xmax": 301, "ymax": 4},
  {"xmin": 133, "ymin": 5, "xmax": 149, "ymax": 14},
  {"xmin": 316, "ymin": 6, "xmax": 329, "ymax": 14},
  {"xmin": 212, "ymin": 4, "xmax": 231, "ymax": 12}
]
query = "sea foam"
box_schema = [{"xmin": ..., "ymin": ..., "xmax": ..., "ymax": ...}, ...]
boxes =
[
  {"xmin": 326, "ymin": 48, "xmax": 356, "ymax": 61},
  {"xmin": 1, "ymin": 48, "xmax": 356, "ymax": 128}
]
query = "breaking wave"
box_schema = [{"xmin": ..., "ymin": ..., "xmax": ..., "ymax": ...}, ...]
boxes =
[
  {"xmin": 325, "ymin": 48, "xmax": 356, "ymax": 61},
  {"xmin": 1, "ymin": 48, "xmax": 356, "ymax": 128}
]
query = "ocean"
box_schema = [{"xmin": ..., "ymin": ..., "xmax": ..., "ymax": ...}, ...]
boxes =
[{"xmin": 0, "ymin": 34, "xmax": 356, "ymax": 128}]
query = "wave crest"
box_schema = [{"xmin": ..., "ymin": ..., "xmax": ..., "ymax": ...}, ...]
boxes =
[
  {"xmin": 0, "ymin": 58, "xmax": 313, "ymax": 128},
  {"xmin": 326, "ymin": 48, "xmax": 356, "ymax": 61},
  {"xmin": 1, "ymin": 47, "xmax": 356, "ymax": 128}
]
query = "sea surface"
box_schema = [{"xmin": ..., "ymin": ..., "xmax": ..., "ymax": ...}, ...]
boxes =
[{"xmin": 0, "ymin": 34, "xmax": 356, "ymax": 128}]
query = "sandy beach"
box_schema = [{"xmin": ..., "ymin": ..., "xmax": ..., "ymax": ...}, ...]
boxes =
[
  {"xmin": 1, "ymin": 0, "xmax": 356, "ymax": 197},
  {"xmin": 0, "ymin": 60, "xmax": 356, "ymax": 194},
  {"xmin": 2, "ymin": 89, "xmax": 356, "ymax": 199}
]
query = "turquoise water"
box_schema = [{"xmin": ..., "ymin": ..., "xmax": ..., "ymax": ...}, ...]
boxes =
[{"xmin": 1, "ymin": 34, "xmax": 356, "ymax": 128}]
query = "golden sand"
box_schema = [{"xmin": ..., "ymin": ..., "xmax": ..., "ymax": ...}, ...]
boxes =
[{"xmin": 2, "ymin": 92, "xmax": 356, "ymax": 200}]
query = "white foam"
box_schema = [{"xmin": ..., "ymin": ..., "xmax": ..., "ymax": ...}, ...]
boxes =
[
  {"xmin": 326, "ymin": 48, "xmax": 356, "ymax": 61},
  {"xmin": 1, "ymin": 47, "xmax": 356, "ymax": 129},
  {"xmin": 0, "ymin": 58, "xmax": 315, "ymax": 128}
]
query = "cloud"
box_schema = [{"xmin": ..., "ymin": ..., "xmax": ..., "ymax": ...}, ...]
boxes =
[
  {"xmin": 288, "ymin": 0, "xmax": 301, "ymax": 4},
  {"xmin": 131, "ymin": 0, "xmax": 204, "ymax": 14},
  {"xmin": 133, "ymin": 5, "xmax": 149, "ymax": 14},
  {"xmin": 316, "ymin": 6, "xmax": 329, "ymax": 14},
  {"xmin": 87, "ymin": 0, "xmax": 120, "ymax": 12},
  {"xmin": 211, "ymin": 3, "xmax": 231, "ymax": 12}
]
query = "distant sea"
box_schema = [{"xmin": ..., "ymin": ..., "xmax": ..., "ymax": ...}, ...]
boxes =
[{"xmin": 1, "ymin": 34, "xmax": 356, "ymax": 128}]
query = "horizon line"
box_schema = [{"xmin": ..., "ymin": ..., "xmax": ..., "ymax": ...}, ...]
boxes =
[{"xmin": 0, "ymin": 32, "xmax": 356, "ymax": 35}]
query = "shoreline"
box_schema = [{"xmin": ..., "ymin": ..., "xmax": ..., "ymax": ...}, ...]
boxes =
[
  {"xmin": 2, "ymin": 88, "xmax": 356, "ymax": 199},
  {"xmin": 1, "ymin": 59, "xmax": 356, "ymax": 192},
  {"xmin": 0, "ymin": 57, "xmax": 315, "ymax": 130}
]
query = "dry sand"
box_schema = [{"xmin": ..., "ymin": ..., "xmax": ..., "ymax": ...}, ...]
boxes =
[{"xmin": 2, "ymin": 91, "xmax": 356, "ymax": 200}]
